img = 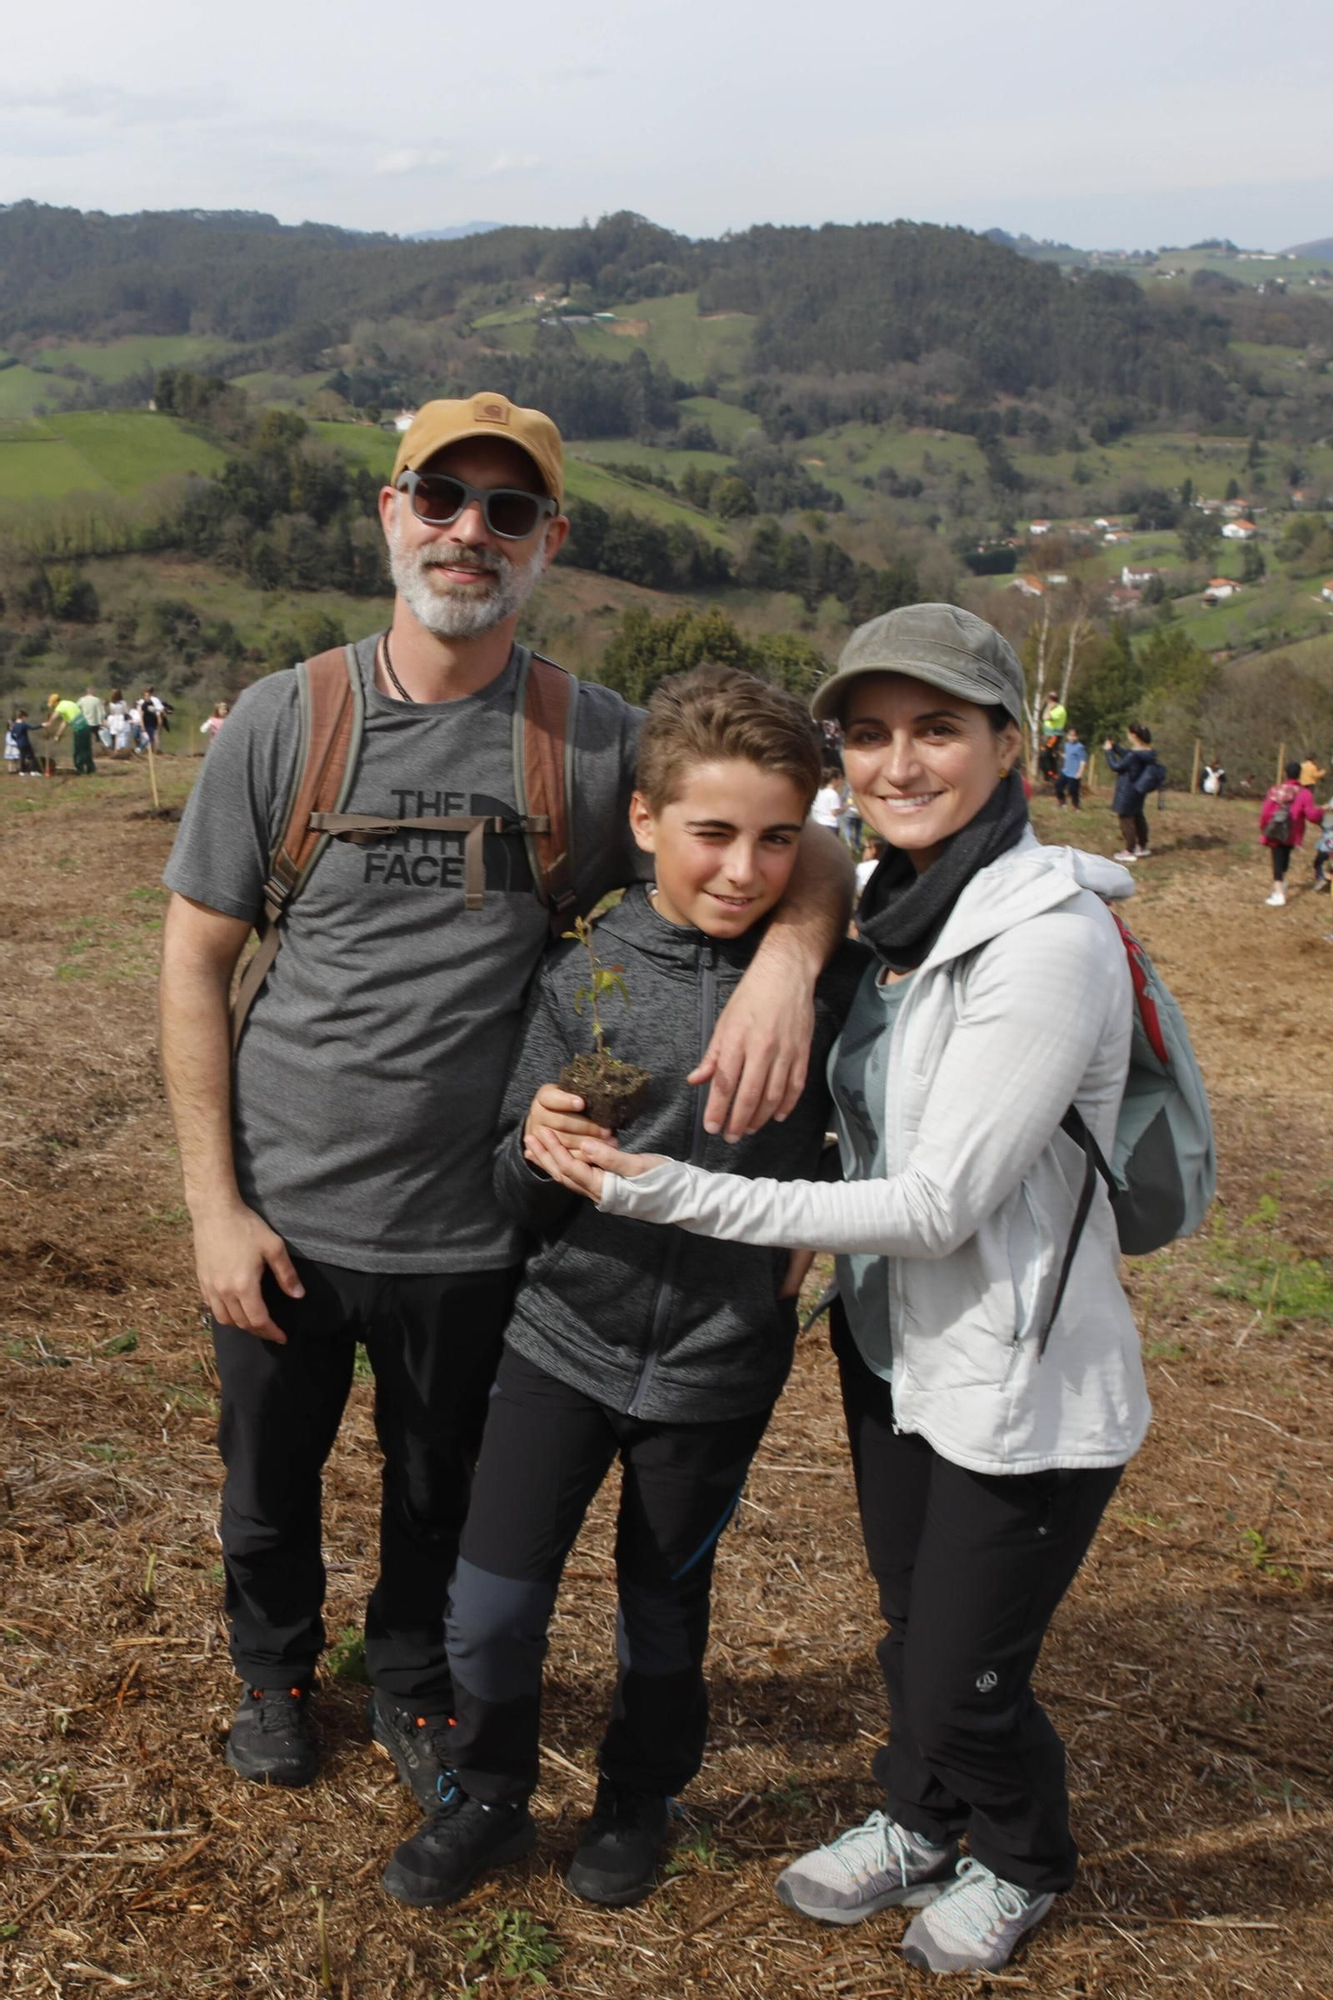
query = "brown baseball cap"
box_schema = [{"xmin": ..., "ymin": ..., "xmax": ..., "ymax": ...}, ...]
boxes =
[{"xmin": 391, "ymin": 392, "xmax": 564, "ymax": 503}]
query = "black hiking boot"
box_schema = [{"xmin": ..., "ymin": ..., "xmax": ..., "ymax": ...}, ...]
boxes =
[
  {"xmin": 382, "ymin": 1779, "xmax": 538, "ymax": 1908},
  {"xmin": 566, "ymin": 1777, "xmax": 670, "ymax": 1907},
  {"xmin": 368, "ymin": 1690, "xmax": 453, "ymax": 1809},
  {"xmin": 224, "ymin": 1683, "xmax": 318, "ymax": 1787}
]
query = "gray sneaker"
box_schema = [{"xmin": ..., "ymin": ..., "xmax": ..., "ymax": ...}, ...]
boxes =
[
  {"xmin": 900, "ymin": 1857, "xmax": 1055, "ymax": 1973},
  {"xmin": 775, "ymin": 1810, "xmax": 958, "ymax": 1924}
]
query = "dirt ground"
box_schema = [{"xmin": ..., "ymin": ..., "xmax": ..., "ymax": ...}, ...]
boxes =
[{"xmin": 2, "ymin": 753, "xmax": 1332, "ymax": 1999}]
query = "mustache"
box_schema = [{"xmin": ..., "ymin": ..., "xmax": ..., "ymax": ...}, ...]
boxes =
[{"xmin": 418, "ymin": 544, "xmax": 505, "ymax": 575}]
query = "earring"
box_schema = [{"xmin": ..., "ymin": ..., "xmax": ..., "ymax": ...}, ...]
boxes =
[{"xmin": 998, "ymin": 767, "xmax": 1009, "ymax": 780}]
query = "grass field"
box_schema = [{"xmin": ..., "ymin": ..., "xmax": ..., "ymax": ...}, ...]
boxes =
[
  {"xmin": 0, "ymin": 363, "xmax": 71, "ymax": 420},
  {"xmin": 562, "ymin": 456, "xmax": 733, "ymax": 543},
  {"xmin": 483, "ymin": 291, "xmax": 758, "ymax": 385},
  {"xmin": 33, "ymin": 334, "xmax": 238, "ymax": 384},
  {"xmin": 0, "ymin": 413, "xmax": 227, "ymax": 504},
  {"xmin": 1, "ymin": 780, "xmax": 1331, "ymax": 2000},
  {"xmin": 310, "ymin": 420, "xmax": 397, "ymax": 475}
]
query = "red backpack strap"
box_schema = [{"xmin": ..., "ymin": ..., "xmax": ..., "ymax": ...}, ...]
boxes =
[
  {"xmin": 230, "ymin": 645, "xmax": 363, "ymax": 1049},
  {"xmin": 1110, "ymin": 911, "xmax": 1168, "ymax": 1065},
  {"xmin": 514, "ymin": 650, "xmax": 579, "ymax": 936}
]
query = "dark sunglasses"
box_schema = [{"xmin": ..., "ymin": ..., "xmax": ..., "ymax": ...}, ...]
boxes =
[{"xmin": 395, "ymin": 468, "xmax": 556, "ymax": 541}]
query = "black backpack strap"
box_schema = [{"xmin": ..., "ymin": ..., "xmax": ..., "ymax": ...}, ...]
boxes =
[{"xmin": 1038, "ymin": 1107, "xmax": 1116, "ymax": 1360}]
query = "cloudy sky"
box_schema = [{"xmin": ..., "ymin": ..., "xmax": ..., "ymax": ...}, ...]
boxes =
[{"xmin": 4, "ymin": 0, "xmax": 1330, "ymax": 250}]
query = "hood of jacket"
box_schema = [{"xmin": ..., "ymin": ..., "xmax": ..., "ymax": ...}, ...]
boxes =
[{"xmin": 918, "ymin": 829, "xmax": 1135, "ymax": 973}]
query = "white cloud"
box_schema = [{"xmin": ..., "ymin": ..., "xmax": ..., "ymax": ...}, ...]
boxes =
[
  {"xmin": 374, "ymin": 147, "xmax": 453, "ymax": 177},
  {"xmin": 468, "ymin": 152, "xmax": 543, "ymax": 183}
]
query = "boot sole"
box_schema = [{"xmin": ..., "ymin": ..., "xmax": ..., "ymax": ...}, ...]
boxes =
[
  {"xmin": 381, "ymin": 1818, "xmax": 538, "ymax": 1909},
  {"xmin": 775, "ymin": 1872, "xmax": 950, "ymax": 1925}
]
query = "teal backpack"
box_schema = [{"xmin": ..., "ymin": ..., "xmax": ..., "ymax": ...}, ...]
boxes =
[{"xmin": 1041, "ymin": 913, "xmax": 1216, "ymax": 1355}]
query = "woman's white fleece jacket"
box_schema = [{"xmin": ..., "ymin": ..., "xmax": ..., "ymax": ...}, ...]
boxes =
[{"xmin": 599, "ymin": 831, "xmax": 1152, "ymax": 1475}]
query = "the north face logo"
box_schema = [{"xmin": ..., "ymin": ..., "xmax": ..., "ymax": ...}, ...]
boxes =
[{"xmin": 975, "ymin": 1669, "xmax": 998, "ymax": 1694}]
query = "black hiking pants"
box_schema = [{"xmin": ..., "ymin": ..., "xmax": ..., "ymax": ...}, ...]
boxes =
[
  {"xmin": 833, "ymin": 1306, "xmax": 1122, "ymax": 1896},
  {"xmin": 1118, "ymin": 808, "xmax": 1149, "ymax": 852},
  {"xmin": 213, "ymin": 1255, "xmax": 514, "ymax": 1710},
  {"xmin": 445, "ymin": 1344, "xmax": 772, "ymax": 1806}
]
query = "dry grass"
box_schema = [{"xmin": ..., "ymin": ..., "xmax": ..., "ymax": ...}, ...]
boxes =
[{"xmin": 2, "ymin": 767, "xmax": 1332, "ymax": 1997}]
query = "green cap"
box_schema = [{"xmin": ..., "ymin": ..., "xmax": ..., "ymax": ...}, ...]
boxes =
[{"xmin": 812, "ymin": 603, "xmax": 1025, "ymax": 728}]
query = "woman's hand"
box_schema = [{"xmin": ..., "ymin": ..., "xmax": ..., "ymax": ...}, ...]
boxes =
[
  {"xmin": 523, "ymin": 1084, "xmax": 610, "ymax": 1158},
  {"xmin": 523, "ymin": 1127, "xmax": 666, "ymax": 1202}
]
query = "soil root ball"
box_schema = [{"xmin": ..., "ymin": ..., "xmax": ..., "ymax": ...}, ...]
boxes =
[{"xmin": 559, "ymin": 1051, "xmax": 652, "ymax": 1131}]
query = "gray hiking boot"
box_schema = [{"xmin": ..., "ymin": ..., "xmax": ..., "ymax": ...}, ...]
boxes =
[
  {"xmin": 775, "ymin": 1809, "xmax": 958, "ymax": 1924},
  {"xmin": 899, "ymin": 1857, "xmax": 1055, "ymax": 1973}
]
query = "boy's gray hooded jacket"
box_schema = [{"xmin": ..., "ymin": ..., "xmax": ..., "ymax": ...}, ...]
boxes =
[{"xmin": 494, "ymin": 884, "xmax": 864, "ymax": 1421}]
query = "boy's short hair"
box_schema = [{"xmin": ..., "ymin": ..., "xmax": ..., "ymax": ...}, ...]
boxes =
[{"xmin": 635, "ymin": 662, "xmax": 823, "ymax": 813}]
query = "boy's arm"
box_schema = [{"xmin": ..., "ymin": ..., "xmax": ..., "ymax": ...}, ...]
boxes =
[
  {"xmin": 694, "ymin": 822, "xmax": 853, "ymax": 1141},
  {"xmin": 494, "ymin": 965, "xmax": 585, "ymax": 1233}
]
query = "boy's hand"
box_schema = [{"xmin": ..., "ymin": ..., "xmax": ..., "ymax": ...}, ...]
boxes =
[
  {"xmin": 524, "ymin": 1127, "xmax": 665, "ymax": 1202},
  {"xmin": 523, "ymin": 1084, "xmax": 611, "ymax": 1158}
]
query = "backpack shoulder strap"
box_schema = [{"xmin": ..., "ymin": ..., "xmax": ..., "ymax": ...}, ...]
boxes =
[
  {"xmin": 230, "ymin": 644, "xmax": 364, "ymax": 1049},
  {"xmin": 513, "ymin": 649, "xmax": 580, "ymax": 937}
]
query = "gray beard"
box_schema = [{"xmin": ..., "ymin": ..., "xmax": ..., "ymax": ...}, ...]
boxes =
[{"xmin": 388, "ymin": 525, "xmax": 548, "ymax": 640}]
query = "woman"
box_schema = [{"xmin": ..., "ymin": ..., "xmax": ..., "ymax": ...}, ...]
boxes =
[
  {"xmin": 529, "ymin": 604, "xmax": 1151, "ymax": 1978},
  {"xmin": 1259, "ymin": 758, "xmax": 1324, "ymax": 907},
  {"xmin": 1103, "ymin": 725, "xmax": 1157, "ymax": 860}
]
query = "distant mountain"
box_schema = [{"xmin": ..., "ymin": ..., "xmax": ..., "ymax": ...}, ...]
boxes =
[
  {"xmin": 403, "ymin": 221, "xmax": 502, "ymax": 242},
  {"xmin": 1285, "ymin": 237, "xmax": 1333, "ymax": 262}
]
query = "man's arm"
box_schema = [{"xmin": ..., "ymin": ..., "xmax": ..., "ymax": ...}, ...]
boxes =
[
  {"xmin": 159, "ymin": 893, "xmax": 304, "ymax": 1344},
  {"xmin": 693, "ymin": 821, "xmax": 853, "ymax": 1141}
]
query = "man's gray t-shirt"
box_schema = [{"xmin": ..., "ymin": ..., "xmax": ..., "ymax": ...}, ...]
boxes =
[{"xmin": 164, "ymin": 635, "xmax": 642, "ymax": 1274}]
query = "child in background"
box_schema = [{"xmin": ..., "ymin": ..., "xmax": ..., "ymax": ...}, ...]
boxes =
[
  {"xmin": 1260, "ymin": 759, "xmax": 1324, "ymax": 907},
  {"xmin": 855, "ymin": 834, "xmax": 885, "ymax": 900},
  {"xmin": 1054, "ymin": 727, "xmax": 1088, "ymax": 810},
  {"xmin": 10, "ymin": 709, "xmax": 40, "ymax": 777},
  {"xmin": 199, "ymin": 701, "xmax": 230, "ymax": 747},
  {"xmin": 4, "ymin": 719, "xmax": 18, "ymax": 775},
  {"xmin": 381, "ymin": 663, "xmax": 863, "ymax": 1914}
]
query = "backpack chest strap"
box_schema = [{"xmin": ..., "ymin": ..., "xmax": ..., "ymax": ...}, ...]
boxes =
[{"xmin": 308, "ymin": 810, "xmax": 551, "ymax": 911}]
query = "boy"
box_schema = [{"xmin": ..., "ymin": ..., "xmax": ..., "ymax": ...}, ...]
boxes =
[
  {"xmin": 1054, "ymin": 726, "xmax": 1088, "ymax": 810},
  {"xmin": 382, "ymin": 664, "xmax": 864, "ymax": 1911},
  {"xmin": 10, "ymin": 710, "xmax": 41, "ymax": 777}
]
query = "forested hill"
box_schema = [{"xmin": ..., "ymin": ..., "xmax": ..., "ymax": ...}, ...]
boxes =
[{"xmin": 0, "ymin": 201, "xmax": 1248, "ymax": 419}]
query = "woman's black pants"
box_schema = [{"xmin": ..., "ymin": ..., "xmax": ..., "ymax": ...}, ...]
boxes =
[
  {"xmin": 833, "ymin": 1307, "xmax": 1121, "ymax": 1896},
  {"xmin": 1118, "ymin": 808, "xmax": 1149, "ymax": 851}
]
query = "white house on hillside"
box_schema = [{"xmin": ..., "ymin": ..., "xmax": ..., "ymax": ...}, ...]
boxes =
[
  {"xmin": 1202, "ymin": 579, "xmax": 1241, "ymax": 605},
  {"xmin": 1221, "ymin": 520, "xmax": 1257, "ymax": 541},
  {"xmin": 1121, "ymin": 563, "xmax": 1158, "ymax": 587}
]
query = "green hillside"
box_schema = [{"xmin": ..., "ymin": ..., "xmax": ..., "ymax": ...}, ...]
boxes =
[{"xmin": 0, "ymin": 411, "xmax": 227, "ymax": 504}]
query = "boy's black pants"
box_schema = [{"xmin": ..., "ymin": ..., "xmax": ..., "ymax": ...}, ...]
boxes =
[
  {"xmin": 833, "ymin": 1306, "xmax": 1121, "ymax": 1896},
  {"xmin": 446, "ymin": 1344, "xmax": 772, "ymax": 1806},
  {"xmin": 213, "ymin": 1255, "xmax": 514, "ymax": 1709},
  {"xmin": 1054, "ymin": 775, "xmax": 1081, "ymax": 808}
]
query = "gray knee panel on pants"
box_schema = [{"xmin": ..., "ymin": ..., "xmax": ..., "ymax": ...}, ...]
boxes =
[{"xmin": 447, "ymin": 1559, "xmax": 558, "ymax": 1705}]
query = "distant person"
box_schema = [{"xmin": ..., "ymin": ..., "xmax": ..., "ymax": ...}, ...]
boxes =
[
  {"xmin": 4, "ymin": 718, "xmax": 18, "ymax": 776},
  {"xmin": 199, "ymin": 701, "xmax": 230, "ymax": 748},
  {"xmin": 1202, "ymin": 762, "xmax": 1225, "ymax": 797},
  {"xmin": 1237, "ymin": 773, "xmax": 1257, "ymax": 798},
  {"xmin": 78, "ymin": 686, "xmax": 106, "ymax": 744},
  {"xmin": 106, "ymin": 690, "xmax": 133, "ymax": 758},
  {"xmin": 146, "ymin": 686, "xmax": 174, "ymax": 739},
  {"xmin": 812, "ymin": 767, "xmax": 845, "ymax": 832},
  {"xmin": 1260, "ymin": 760, "xmax": 1324, "ymax": 907},
  {"xmin": 140, "ymin": 689, "xmax": 161, "ymax": 752},
  {"xmin": 1054, "ymin": 727, "xmax": 1088, "ymax": 810},
  {"xmin": 47, "ymin": 692, "xmax": 95, "ymax": 775},
  {"xmin": 1312, "ymin": 805, "xmax": 1333, "ymax": 894},
  {"xmin": 10, "ymin": 710, "xmax": 41, "ymax": 777},
  {"xmin": 1104, "ymin": 726, "xmax": 1161, "ymax": 861},
  {"xmin": 1299, "ymin": 755, "xmax": 1326, "ymax": 789},
  {"xmin": 855, "ymin": 834, "xmax": 885, "ymax": 900},
  {"xmin": 1039, "ymin": 692, "xmax": 1067, "ymax": 779}
]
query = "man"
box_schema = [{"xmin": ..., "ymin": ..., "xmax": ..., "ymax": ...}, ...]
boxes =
[
  {"xmin": 158, "ymin": 392, "xmax": 849, "ymax": 1805},
  {"xmin": 78, "ymin": 684, "xmax": 107, "ymax": 748},
  {"xmin": 47, "ymin": 692, "xmax": 94, "ymax": 775}
]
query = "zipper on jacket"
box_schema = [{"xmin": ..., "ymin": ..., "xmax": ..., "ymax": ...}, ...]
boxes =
[{"xmin": 627, "ymin": 941, "xmax": 718, "ymax": 1416}]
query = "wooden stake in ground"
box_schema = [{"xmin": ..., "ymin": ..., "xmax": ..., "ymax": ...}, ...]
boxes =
[
  {"xmin": 146, "ymin": 739, "xmax": 160, "ymax": 811},
  {"xmin": 1191, "ymin": 738, "xmax": 1202, "ymax": 794},
  {"xmin": 1276, "ymin": 740, "xmax": 1286, "ymax": 785}
]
